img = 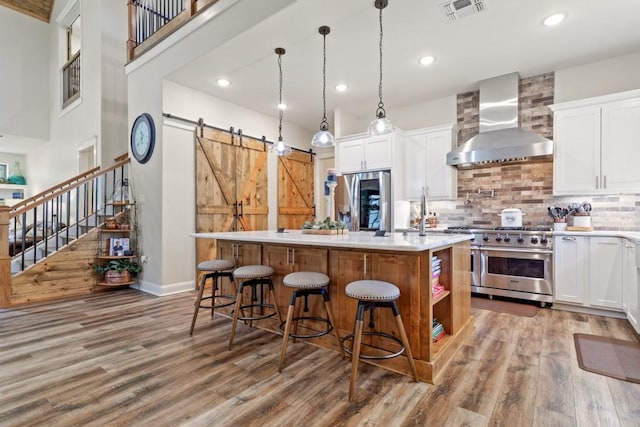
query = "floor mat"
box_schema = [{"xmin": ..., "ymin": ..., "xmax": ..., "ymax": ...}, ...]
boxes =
[
  {"xmin": 471, "ymin": 297, "xmax": 538, "ymax": 317},
  {"xmin": 574, "ymin": 333, "xmax": 640, "ymax": 384}
]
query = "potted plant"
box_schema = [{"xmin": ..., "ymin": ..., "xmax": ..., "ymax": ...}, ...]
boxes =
[{"xmin": 94, "ymin": 259, "xmax": 142, "ymax": 284}]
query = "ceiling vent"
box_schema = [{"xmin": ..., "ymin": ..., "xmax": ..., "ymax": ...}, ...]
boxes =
[{"xmin": 440, "ymin": 0, "xmax": 487, "ymax": 22}]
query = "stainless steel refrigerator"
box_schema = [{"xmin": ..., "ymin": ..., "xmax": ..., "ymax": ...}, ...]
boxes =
[{"xmin": 337, "ymin": 170, "xmax": 391, "ymax": 232}]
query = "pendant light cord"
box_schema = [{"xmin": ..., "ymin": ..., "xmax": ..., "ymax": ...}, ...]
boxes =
[
  {"xmin": 376, "ymin": 4, "xmax": 386, "ymax": 117},
  {"xmin": 278, "ymin": 50, "xmax": 284, "ymax": 139},
  {"xmin": 320, "ymin": 29, "xmax": 329, "ymax": 131}
]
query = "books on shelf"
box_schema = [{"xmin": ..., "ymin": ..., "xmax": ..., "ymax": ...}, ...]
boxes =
[
  {"xmin": 433, "ymin": 318, "xmax": 446, "ymax": 342},
  {"xmin": 433, "ymin": 283, "xmax": 445, "ymax": 297}
]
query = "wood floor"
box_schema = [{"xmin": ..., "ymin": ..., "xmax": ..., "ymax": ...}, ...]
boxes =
[{"xmin": 1, "ymin": 289, "xmax": 639, "ymax": 427}]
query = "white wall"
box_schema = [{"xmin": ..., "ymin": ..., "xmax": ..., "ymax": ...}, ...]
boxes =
[
  {"xmin": 555, "ymin": 51, "xmax": 640, "ymax": 103},
  {"xmin": 127, "ymin": 0, "xmax": 295, "ymax": 295},
  {"xmin": 100, "ymin": 1, "xmax": 129, "ymax": 165},
  {"xmin": 0, "ymin": 8, "xmax": 49, "ymax": 140}
]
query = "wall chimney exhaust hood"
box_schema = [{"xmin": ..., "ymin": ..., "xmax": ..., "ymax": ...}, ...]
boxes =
[{"xmin": 446, "ymin": 72, "xmax": 553, "ymax": 168}]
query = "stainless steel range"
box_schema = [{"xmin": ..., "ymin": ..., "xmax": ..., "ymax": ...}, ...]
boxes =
[{"xmin": 446, "ymin": 226, "xmax": 553, "ymax": 306}]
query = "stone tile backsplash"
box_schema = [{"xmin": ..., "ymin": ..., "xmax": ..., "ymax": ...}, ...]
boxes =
[{"xmin": 429, "ymin": 71, "xmax": 640, "ymax": 231}]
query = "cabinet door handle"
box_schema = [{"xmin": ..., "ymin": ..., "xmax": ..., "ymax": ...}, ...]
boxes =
[
  {"xmin": 238, "ymin": 201, "xmax": 243, "ymax": 217},
  {"xmin": 595, "ymin": 176, "xmax": 599, "ymax": 189},
  {"xmin": 562, "ymin": 236, "xmax": 576, "ymax": 241},
  {"xmin": 291, "ymin": 248, "xmax": 296, "ymax": 265},
  {"xmin": 286, "ymin": 248, "xmax": 290, "ymax": 265},
  {"xmin": 603, "ymin": 175, "xmax": 607, "ymax": 189},
  {"xmin": 363, "ymin": 253, "xmax": 368, "ymax": 275}
]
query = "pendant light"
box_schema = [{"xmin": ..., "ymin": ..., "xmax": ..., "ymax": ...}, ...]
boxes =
[
  {"xmin": 367, "ymin": 0, "xmax": 394, "ymax": 137},
  {"xmin": 311, "ymin": 26, "xmax": 336, "ymax": 148},
  {"xmin": 273, "ymin": 47, "xmax": 292, "ymax": 156}
]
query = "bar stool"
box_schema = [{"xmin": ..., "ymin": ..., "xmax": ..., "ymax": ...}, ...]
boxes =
[
  {"xmin": 189, "ymin": 259, "xmax": 235, "ymax": 335},
  {"xmin": 228, "ymin": 265, "xmax": 283, "ymax": 350},
  {"xmin": 278, "ymin": 271, "xmax": 344, "ymax": 372},
  {"xmin": 341, "ymin": 280, "xmax": 419, "ymax": 401}
]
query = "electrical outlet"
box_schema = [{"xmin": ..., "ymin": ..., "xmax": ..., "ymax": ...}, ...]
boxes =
[{"xmin": 141, "ymin": 255, "xmax": 148, "ymax": 263}]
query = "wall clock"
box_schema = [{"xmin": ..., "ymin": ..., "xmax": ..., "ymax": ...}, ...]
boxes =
[{"xmin": 130, "ymin": 113, "xmax": 156, "ymax": 164}]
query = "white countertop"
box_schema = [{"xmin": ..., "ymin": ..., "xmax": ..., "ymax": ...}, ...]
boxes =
[
  {"xmin": 192, "ymin": 230, "xmax": 473, "ymax": 252},
  {"xmin": 554, "ymin": 230, "xmax": 640, "ymax": 243}
]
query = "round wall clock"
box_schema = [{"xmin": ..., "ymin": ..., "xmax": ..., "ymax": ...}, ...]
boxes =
[{"xmin": 130, "ymin": 113, "xmax": 156, "ymax": 164}]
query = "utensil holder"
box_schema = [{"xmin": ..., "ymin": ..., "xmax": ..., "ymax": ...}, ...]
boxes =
[{"xmin": 553, "ymin": 221, "xmax": 567, "ymax": 231}]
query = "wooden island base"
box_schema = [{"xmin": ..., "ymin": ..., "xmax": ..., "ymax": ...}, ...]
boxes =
[{"xmin": 193, "ymin": 230, "xmax": 473, "ymax": 384}]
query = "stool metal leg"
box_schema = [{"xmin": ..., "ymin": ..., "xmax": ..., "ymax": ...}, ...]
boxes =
[
  {"xmin": 348, "ymin": 304, "xmax": 365, "ymax": 401},
  {"xmin": 189, "ymin": 273, "xmax": 208, "ymax": 335}
]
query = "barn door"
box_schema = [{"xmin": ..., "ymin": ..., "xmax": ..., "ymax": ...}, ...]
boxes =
[
  {"xmin": 278, "ymin": 150, "xmax": 315, "ymax": 229},
  {"xmin": 195, "ymin": 128, "xmax": 269, "ymax": 264},
  {"xmin": 235, "ymin": 134, "xmax": 269, "ymax": 231}
]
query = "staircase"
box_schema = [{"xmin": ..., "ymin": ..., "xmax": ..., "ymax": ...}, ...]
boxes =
[{"xmin": 0, "ymin": 159, "xmax": 131, "ymax": 307}]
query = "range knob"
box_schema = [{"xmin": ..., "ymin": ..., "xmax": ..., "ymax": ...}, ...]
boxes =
[
  {"xmin": 540, "ymin": 234, "xmax": 548, "ymax": 245},
  {"xmin": 517, "ymin": 234, "xmax": 525, "ymax": 243},
  {"xmin": 483, "ymin": 233, "xmax": 489, "ymax": 242},
  {"xmin": 495, "ymin": 234, "xmax": 503, "ymax": 242},
  {"xmin": 531, "ymin": 236, "xmax": 539, "ymax": 244},
  {"xmin": 504, "ymin": 234, "xmax": 511, "ymax": 242}
]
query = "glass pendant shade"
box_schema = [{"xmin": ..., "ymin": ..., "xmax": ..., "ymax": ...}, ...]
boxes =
[
  {"xmin": 368, "ymin": 115, "xmax": 394, "ymax": 136},
  {"xmin": 311, "ymin": 129, "xmax": 336, "ymax": 147},
  {"xmin": 274, "ymin": 137, "xmax": 292, "ymax": 156},
  {"xmin": 311, "ymin": 25, "xmax": 335, "ymax": 148}
]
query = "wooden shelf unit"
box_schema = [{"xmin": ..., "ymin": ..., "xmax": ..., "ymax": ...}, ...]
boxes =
[{"xmin": 93, "ymin": 202, "xmax": 139, "ymax": 290}]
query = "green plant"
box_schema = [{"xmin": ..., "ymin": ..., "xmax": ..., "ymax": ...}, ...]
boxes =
[
  {"xmin": 94, "ymin": 259, "xmax": 142, "ymax": 275},
  {"xmin": 302, "ymin": 217, "xmax": 346, "ymax": 230}
]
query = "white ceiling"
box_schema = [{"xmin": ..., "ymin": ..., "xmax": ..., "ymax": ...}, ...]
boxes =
[{"xmin": 167, "ymin": 0, "xmax": 640, "ymax": 134}]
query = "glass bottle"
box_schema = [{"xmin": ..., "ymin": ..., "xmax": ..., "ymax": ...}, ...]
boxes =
[{"xmin": 8, "ymin": 160, "xmax": 26, "ymax": 185}]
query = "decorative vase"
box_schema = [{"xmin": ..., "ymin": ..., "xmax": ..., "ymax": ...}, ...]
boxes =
[
  {"xmin": 105, "ymin": 270, "xmax": 131, "ymax": 284},
  {"xmin": 8, "ymin": 161, "xmax": 26, "ymax": 185},
  {"xmin": 105, "ymin": 217, "xmax": 118, "ymax": 229}
]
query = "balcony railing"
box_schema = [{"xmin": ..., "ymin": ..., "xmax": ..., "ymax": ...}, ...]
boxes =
[
  {"xmin": 62, "ymin": 51, "xmax": 81, "ymax": 108},
  {"xmin": 127, "ymin": 0, "xmax": 220, "ymax": 60}
]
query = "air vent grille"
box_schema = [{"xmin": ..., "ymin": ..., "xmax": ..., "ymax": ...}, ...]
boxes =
[{"xmin": 440, "ymin": 0, "xmax": 487, "ymax": 22}]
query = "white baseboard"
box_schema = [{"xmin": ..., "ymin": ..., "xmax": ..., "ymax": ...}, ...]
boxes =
[
  {"xmin": 552, "ymin": 302, "xmax": 626, "ymax": 319},
  {"xmin": 130, "ymin": 280, "xmax": 195, "ymax": 296}
]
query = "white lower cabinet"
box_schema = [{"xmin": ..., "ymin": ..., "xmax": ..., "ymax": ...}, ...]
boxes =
[
  {"xmin": 554, "ymin": 235, "xmax": 588, "ymax": 304},
  {"xmin": 554, "ymin": 235, "xmax": 623, "ymax": 311},
  {"xmin": 588, "ymin": 237, "xmax": 622, "ymax": 309},
  {"xmin": 622, "ymin": 239, "xmax": 639, "ymax": 333}
]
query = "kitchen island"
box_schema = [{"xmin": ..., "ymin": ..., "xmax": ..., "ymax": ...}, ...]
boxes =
[{"xmin": 192, "ymin": 230, "xmax": 473, "ymax": 383}]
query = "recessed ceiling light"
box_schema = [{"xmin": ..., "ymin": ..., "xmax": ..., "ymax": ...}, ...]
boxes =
[
  {"xmin": 277, "ymin": 103, "xmax": 287, "ymax": 110},
  {"xmin": 216, "ymin": 78, "xmax": 230, "ymax": 87},
  {"xmin": 335, "ymin": 83, "xmax": 349, "ymax": 92},
  {"xmin": 419, "ymin": 56, "xmax": 435, "ymax": 66},
  {"xmin": 543, "ymin": 13, "xmax": 566, "ymax": 27}
]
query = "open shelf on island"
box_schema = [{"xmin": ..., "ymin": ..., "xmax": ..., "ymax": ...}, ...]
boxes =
[{"xmin": 432, "ymin": 290, "xmax": 450, "ymax": 306}]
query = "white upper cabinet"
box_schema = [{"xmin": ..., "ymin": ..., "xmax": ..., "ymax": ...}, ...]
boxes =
[
  {"xmin": 403, "ymin": 124, "xmax": 457, "ymax": 200},
  {"xmin": 336, "ymin": 132, "xmax": 396, "ymax": 174},
  {"xmin": 551, "ymin": 90, "xmax": 640, "ymax": 195}
]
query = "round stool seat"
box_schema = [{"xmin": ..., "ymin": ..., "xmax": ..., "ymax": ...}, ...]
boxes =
[
  {"xmin": 345, "ymin": 280, "xmax": 400, "ymax": 302},
  {"xmin": 283, "ymin": 272, "xmax": 330, "ymax": 289},
  {"xmin": 233, "ymin": 265, "xmax": 274, "ymax": 280},
  {"xmin": 198, "ymin": 259, "xmax": 235, "ymax": 272}
]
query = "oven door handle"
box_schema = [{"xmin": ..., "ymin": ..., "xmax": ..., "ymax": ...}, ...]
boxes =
[{"xmin": 479, "ymin": 247, "xmax": 553, "ymax": 255}]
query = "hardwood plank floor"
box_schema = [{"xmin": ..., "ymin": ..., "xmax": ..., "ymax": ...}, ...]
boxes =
[{"xmin": 0, "ymin": 289, "xmax": 638, "ymax": 426}]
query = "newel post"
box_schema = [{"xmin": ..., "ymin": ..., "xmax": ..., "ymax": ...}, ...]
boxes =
[
  {"xmin": 127, "ymin": 0, "xmax": 137, "ymax": 61},
  {"xmin": 0, "ymin": 206, "xmax": 11, "ymax": 306}
]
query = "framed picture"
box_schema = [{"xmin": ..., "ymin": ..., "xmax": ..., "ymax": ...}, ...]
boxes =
[
  {"xmin": 0, "ymin": 163, "xmax": 8, "ymax": 181},
  {"xmin": 109, "ymin": 237, "xmax": 130, "ymax": 256}
]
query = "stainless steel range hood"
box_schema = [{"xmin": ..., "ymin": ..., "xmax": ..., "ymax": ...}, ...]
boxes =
[{"xmin": 447, "ymin": 72, "xmax": 553, "ymax": 168}]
